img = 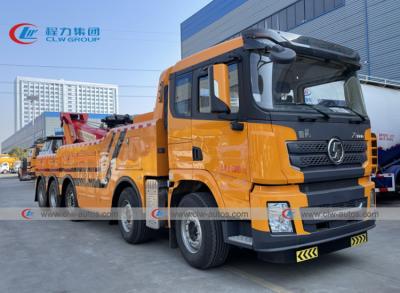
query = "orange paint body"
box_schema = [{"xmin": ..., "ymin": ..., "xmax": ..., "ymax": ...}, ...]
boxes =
[{"xmin": 35, "ymin": 34, "xmax": 375, "ymax": 240}]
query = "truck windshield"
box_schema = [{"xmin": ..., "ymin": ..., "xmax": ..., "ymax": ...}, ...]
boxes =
[{"xmin": 250, "ymin": 52, "xmax": 367, "ymax": 117}]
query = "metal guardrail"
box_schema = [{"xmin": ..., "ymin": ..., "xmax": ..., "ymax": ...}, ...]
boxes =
[{"xmin": 359, "ymin": 74, "xmax": 400, "ymax": 89}]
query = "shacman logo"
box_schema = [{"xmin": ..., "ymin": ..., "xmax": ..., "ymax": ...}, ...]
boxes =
[
  {"xmin": 21, "ymin": 208, "xmax": 34, "ymax": 219},
  {"xmin": 9, "ymin": 23, "xmax": 38, "ymax": 45}
]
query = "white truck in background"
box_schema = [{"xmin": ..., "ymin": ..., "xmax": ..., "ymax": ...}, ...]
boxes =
[
  {"xmin": 361, "ymin": 75, "xmax": 400, "ymax": 193},
  {"xmin": 0, "ymin": 162, "xmax": 10, "ymax": 174}
]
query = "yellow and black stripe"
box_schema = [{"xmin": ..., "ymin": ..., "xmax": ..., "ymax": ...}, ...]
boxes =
[
  {"xmin": 351, "ymin": 233, "xmax": 368, "ymax": 247},
  {"xmin": 296, "ymin": 246, "xmax": 318, "ymax": 262}
]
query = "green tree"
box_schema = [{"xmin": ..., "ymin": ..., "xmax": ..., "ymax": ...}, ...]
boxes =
[{"xmin": 8, "ymin": 147, "xmax": 27, "ymax": 159}]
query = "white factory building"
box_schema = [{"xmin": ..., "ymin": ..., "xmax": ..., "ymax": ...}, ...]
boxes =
[{"xmin": 15, "ymin": 76, "xmax": 119, "ymax": 131}]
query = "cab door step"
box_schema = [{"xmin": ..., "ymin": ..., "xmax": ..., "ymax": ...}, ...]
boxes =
[
  {"xmin": 222, "ymin": 221, "xmax": 253, "ymax": 249},
  {"xmin": 227, "ymin": 235, "xmax": 253, "ymax": 248}
]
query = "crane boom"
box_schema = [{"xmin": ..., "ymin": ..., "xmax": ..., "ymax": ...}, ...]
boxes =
[{"xmin": 60, "ymin": 113, "xmax": 108, "ymax": 145}]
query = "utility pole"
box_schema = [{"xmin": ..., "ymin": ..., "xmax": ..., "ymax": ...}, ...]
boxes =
[{"xmin": 26, "ymin": 95, "xmax": 39, "ymax": 144}]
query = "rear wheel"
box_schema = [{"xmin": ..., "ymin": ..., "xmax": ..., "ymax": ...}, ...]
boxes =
[
  {"xmin": 37, "ymin": 179, "xmax": 48, "ymax": 207},
  {"xmin": 65, "ymin": 183, "xmax": 78, "ymax": 209},
  {"xmin": 49, "ymin": 180, "xmax": 62, "ymax": 208},
  {"xmin": 118, "ymin": 187, "xmax": 152, "ymax": 244},
  {"xmin": 64, "ymin": 182, "xmax": 80, "ymax": 221},
  {"xmin": 175, "ymin": 192, "xmax": 230, "ymax": 269}
]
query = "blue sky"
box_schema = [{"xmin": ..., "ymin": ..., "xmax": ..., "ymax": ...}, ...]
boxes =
[{"xmin": 0, "ymin": 0, "xmax": 211, "ymax": 146}]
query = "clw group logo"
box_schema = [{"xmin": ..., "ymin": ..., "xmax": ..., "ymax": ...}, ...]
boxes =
[
  {"xmin": 9, "ymin": 23, "xmax": 38, "ymax": 45},
  {"xmin": 21, "ymin": 208, "xmax": 34, "ymax": 219},
  {"xmin": 9, "ymin": 22, "xmax": 101, "ymax": 45}
]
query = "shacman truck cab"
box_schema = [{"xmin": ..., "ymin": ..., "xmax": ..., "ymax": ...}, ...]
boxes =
[{"xmin": 34, "ymin": 29, "xmax": 376, "ymax": 269}]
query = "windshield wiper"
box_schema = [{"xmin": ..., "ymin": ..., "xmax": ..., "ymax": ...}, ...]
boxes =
[
  {"xmin": 329, "ymin": 105, "xmax": 366, "ymax": 121},
  {"xmin": 295, "ymin": 103, "xmax": 331, "ymax": 120}
]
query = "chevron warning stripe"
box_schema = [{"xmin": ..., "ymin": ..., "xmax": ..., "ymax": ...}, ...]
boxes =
[
  {"xmin": 351, "ymin": 233, "xmax": 368, "ymax": 247},
  {"xmin": 296, "ymin": 246, "xmax": 319, "ymax": 262}
]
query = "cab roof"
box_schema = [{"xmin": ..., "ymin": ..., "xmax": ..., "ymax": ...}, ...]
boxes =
[
  {"xmin": 170, "ymin": 29, "xmax": 360, "ymax": 74},
  {"xmin": 171, "ymin": 37, "xmax": 243, "ymax": 74}
]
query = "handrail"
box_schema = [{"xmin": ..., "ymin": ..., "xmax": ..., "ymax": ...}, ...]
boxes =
[{"xmin": 359, "ymin": 74, "xmax": 400, "ymax": 89}]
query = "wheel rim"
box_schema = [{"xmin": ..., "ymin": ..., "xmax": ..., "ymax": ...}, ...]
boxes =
[
  {"xmin": 181, "ymin": 212, "xmax": 202, "ymax": 254},
  {"xmin": 120, "ymin": 200, "xmax": 133, "ymax": 233},
  {"xmin": 65, "ymin": 189, "xmax": 75, "ymax": 209}
]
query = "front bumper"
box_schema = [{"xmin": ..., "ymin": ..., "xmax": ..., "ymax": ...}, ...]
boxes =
[
  {"xmin": 246, "ymin": 179, "xmax": 376, "ymax": 262},
  {"xmin": 253, "ymin": 220, "xmax": 375, "ymax": 263}
]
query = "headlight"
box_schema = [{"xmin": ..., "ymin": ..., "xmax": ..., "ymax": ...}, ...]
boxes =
[
  {"xmin": 267, "ymin": 202, "xmax": 294, "ymax": 233},
  {"xmin": 370, "ymin": 189, "xmax": 376, "ymax": 208}
]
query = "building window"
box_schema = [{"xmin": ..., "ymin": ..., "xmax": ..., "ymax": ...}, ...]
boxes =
[
  {"xmin": 265, "ymin": 16, "xmax": 272, "ymax": 29},
  {"xmin": 325, "ymin": 0, "xmax": 335, "ymax": 12},
  {"xmin": 240, "ymin": 0, "xmax": 344, "ymax": 36},
  {"xmin": 278, "ymin": 10, "xmax": 287, "ymax": 31},
  {"xmin": 287, "ymin": 5, "xmax": 296, "ymax": 29},
  {"xmin": 335, "ymin": 0, "xmax": 345, "ymax": 7},
  {"xmin": 295, "ymin": 0, "xmax": 305, "ymax": 25},
  {"xmin": 305, "ymin": 0, "xmax": 315, "ymax": 20},
  {"xmin": 314, "ymin": 0, "xmax": 324, "ymax": 17},
  {"xmin": 256, "ymin": 20, "xmax": 265, "ymax": 29},
  {"xmin": 271, "ymin": 14, "xmax": 279, "ymax": 30}
]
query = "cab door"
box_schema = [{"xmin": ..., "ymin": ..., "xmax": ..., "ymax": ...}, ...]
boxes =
[
  {"xmin": 191, "ymin": 62, "xmax": 251, "ymax": 207},
  {"xmin": 168, "ymin": 72, "xmax": 193, "ymax": 172}
]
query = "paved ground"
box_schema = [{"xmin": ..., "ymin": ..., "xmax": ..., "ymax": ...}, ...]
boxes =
[{"xmin": 1, "ymin": 175, "xmax": 400, "ymax": 293}]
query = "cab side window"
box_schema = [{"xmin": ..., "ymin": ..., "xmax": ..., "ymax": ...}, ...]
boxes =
[
  {"xmin": 198, "ymin": 63, "xmax": 239, "ymax": 114},
  {"xmin": 199, "ymin": 76, "xmax": 211, "ymax": 113},
  {"xmin": 228, "ymin": 63, "xmax": 239, "ymax": 114},
  {"xmin": 174, "ymin": 74, "xmax": 192, "ymax": 117}
]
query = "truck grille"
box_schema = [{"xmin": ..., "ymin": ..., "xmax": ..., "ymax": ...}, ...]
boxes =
[
  {"xmin": 302, "ymin": 197, "xmax": 368, "ymax": 233},
  {"xmin": 287, "ymin": 140, "xmax": 367, "ymax": 169}
]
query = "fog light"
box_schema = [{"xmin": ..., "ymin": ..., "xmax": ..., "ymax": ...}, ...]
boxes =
[
  {"xmin": 370, "ymin": 189, "xmax": 376, "ymax": 208},
  {"xmin": 267, "ymin": 202, "xmax": 294, "ymax": 233}
]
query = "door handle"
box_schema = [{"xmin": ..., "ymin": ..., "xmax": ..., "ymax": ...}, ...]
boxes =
[
  {"xmin": 192, "ymin": 147, "xmax": 203, "ymax": 161},
  {"xmin": 231, "ymin": 121, "xmax": 244, "ymax": 131}
]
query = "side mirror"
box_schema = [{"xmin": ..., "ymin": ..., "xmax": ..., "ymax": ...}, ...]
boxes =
[
  {"xmin": 208, "ymin": 64, "xmax": 231, "ymax": 114},
  {"xmin": 270, "ymin": 44, "xmax": 296, "ymax": 64}
]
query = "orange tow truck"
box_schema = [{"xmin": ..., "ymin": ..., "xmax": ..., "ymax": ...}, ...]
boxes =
[
  {"xmin": 35, "ymin": 29, "xmax": 376, "ymax": 268},
  {"xmin": 18, "ymin": 142, "xmax": 44, "ymax": 181}
]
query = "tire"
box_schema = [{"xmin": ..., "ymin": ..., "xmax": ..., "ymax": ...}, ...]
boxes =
[
  {"xmin": 64, "ymin": 182, "xmax": 81, "ymax": 221},
  {"xmin": 48, "ymin": 180, "xmax": 62, "ymax": 208},
  {"xmin": 37, "ymin": 179, "xmax": 48, "ymax": 207},
  {"xmin": 65, "ymin": 183, "xmax": 78, "ymax": 210},
  {"xmin": 118, "ymin": 187, "xmax": 152, "ymax": 244},
  {"xmin": 175, "ymin": 192, "xmax": 230, "ymax": 269}
]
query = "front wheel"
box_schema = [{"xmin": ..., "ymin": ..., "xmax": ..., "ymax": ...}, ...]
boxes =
[{"xmin": 175, "ymin": 192, "xmax": 230, "ymax": 269}]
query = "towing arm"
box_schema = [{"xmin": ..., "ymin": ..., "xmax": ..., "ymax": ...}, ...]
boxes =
[
  {"xmin": 60, "ymin": 113, "xmax": 108, "ymax": 145},
  {"xmin": 60, "ymin": 113, "xmax": 134, "ymax": 145}
]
